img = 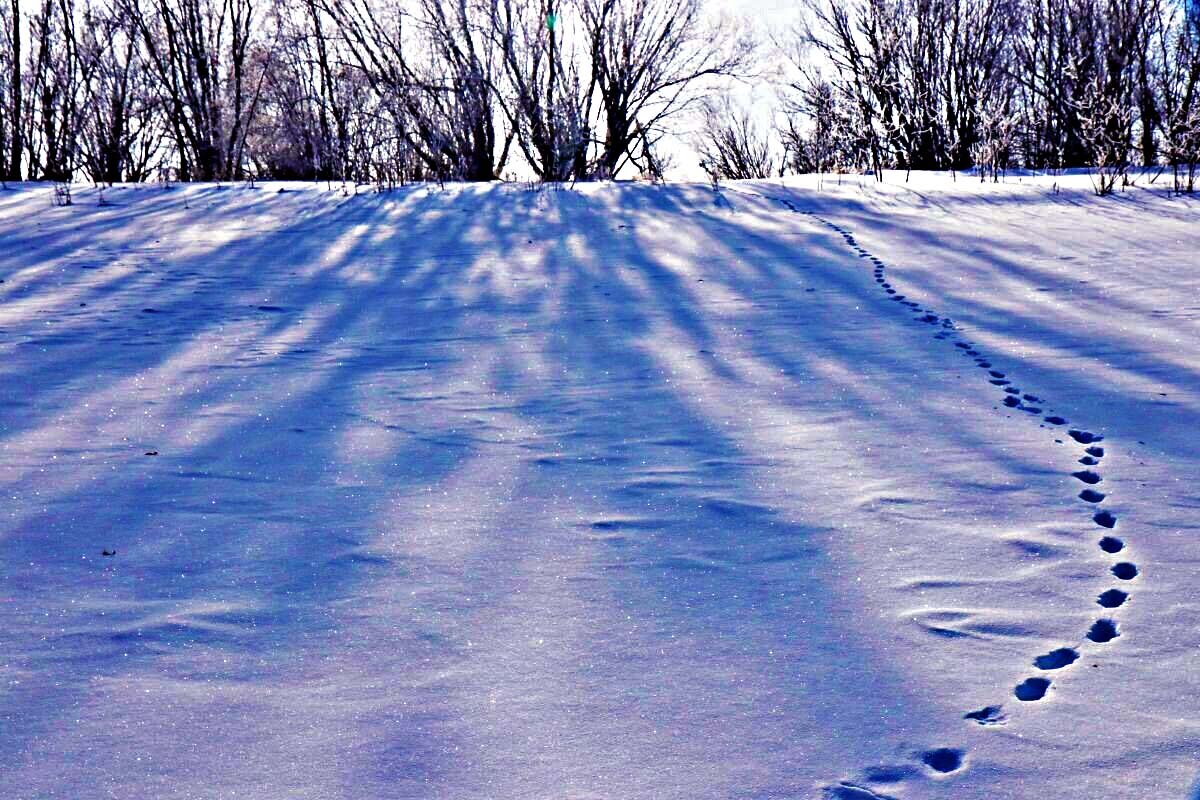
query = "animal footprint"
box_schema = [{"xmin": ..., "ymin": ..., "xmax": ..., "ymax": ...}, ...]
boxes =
[
  {"xmin": 963, "ymin": 705, "xmax": 1006, "ymax": 726},
  {"xmin": 921, "ymin": 748, "xmax": 965, "ymax": 774},
  {"xmin": 1014, "ymin": 677, "xmax": 1051, "ymax": 701},
  {"xmin": 1033, "ymin": 647, "xmax": 1078, "ymax": 670},
  {"xmin": 1098, "ymin": 536, "xmax": 1123, "ymax": 553},
  {"xmin": 1097, "ymin": 589, "xmax": 1128, "ymax": 608},
  {"xmin": 1111, "ymin": 562, "xmax": 1138, "ymax": 580},
  {"xmin": 1087, "ymin": 619, "xmax": 1120, "ymax": 643}
]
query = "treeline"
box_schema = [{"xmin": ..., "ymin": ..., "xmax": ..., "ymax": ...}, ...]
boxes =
[
  {"xmin": 2, "ymin": 0, "xmax": 1197, "ymax": 192},
  {"xmin": 774, "ymin": 0, "xmax": 1200, "ymax": 192},
  {"xmin": 0, "ymin": 0, "xmax": 752, "ymax": 185}
]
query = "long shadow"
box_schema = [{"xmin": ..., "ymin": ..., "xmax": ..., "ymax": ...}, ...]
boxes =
[
  {"xmin": 0, "ymin": 184, "xmax": 526, "ymax": 782},
  {"xmin": 762, "ymin": 181, "xmax": 1200, "ymax": 463},
  {"xmin": 0, "ymin": 180, "xmax": 1037, "ymax": 795}
]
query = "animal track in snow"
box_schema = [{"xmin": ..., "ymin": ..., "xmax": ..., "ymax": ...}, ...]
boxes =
[
  {"xmin": 1087, "ymin": 619, "xmax": 1120, "ymax": 643},
  {"xmin": 964, "ymin": 705, "xmax": 1006, "ymax": 725},
  {"xmin": 823, "ymin": 783, "xmax": 899, "ymax": 800},
  {"xmin": 766, "ymin": 197, "xmax": 1142, "ymax": 785},
  {"xmin": 921, "ymin": 748, "xmax": 965, "ymax": 773},
  {"xmin": 1112, "ymin": 562, "xmax": 1139, "ymax": 580},
  {"xmin": 1014, "ymin": 677, "xmax": 1051, "ymax": 701},
  {"xmin": 1034, "ymin": 647, "xmax": 1079, "ymax": 670}
]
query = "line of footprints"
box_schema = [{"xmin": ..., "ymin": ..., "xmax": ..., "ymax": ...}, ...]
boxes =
[{"xmin": 767, "ymin": 197, "xmax": 1137, "ymax": 795}]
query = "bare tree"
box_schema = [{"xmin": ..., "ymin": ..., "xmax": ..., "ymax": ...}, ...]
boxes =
[
  {"xmin": 25, "ymin": 0, "xmax": 99, "ymax": 181},
  {"xmin": 78, "ymin": 1, "xmax": 168, "ymax": 182},
  {"xmin": 1064, "ymin": 0, "xmax": 1153, "ymax": 193},
  {"xmin": 1, "ymin": 0, "xmax": 22, "ymax": 180},
  {"xmin": 943, "ymin": 0, "xmax": 1021, "ymax": 169},
  {"xmin": 781, "ymin": 78, "xmax": 869, "ymax": 174},
  {"xmin": 490, "ymin": 0, "xmax": 591, "ymax": 181},
  {"xmin": 122, "ymin": 0, "xmax": 262, "ymax": 180},
  {"xmin": 1153, "ymin": 0, "xmax": 1200, "ymax": 191},
  {"xmin": 319, "ymin": 0, "xmax": 509, "ymax": 181},
  {"xmin": 794, "ymin": 0, "xmax": 1019, "ymax": 175},
  {"xmin": 695, "ymin": 95, "xmax": 775, "ymax": 180},
  {"xmin": 300, "ymin": 0, "xmax": 351, "ymax": 180},
  {"xmin": 580, "ymin": 0, "xmax": 754, "ymax": 178},
  {"xmin": 1013, "ymin": 0, "xmax": 1085, "ymax": 169},
  {"xmin": 791, "ymin": 0, "xmax": 901, "ymax": 178},
  {"xmin": 250, "ymin": 0, "xmax": 355, "ymax": 180},
  {"xmin": 973, "ymin": 90, "xmax": 1019, "ymax": 180},
  {"xmin": 1075, "ymin": 75, "xmax": 1132, "ymax": 193},
  {"xmin": 418, "ymin": 0, "xmax": 511, "ymax": 179}
]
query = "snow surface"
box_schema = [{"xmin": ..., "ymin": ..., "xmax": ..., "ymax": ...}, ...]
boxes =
[{"xmin": 1, "ymin": 173, "xmax": 1198, "ymax": 799}]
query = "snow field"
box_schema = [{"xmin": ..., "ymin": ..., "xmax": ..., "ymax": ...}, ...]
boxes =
[{"xmin": 0, "ymin": 174, "xmax": 1197, "ymax": 798}]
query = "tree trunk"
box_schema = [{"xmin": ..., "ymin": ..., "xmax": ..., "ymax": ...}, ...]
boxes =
[{"xmin": 6, "ymin": 0, "xmax": 21, "ymax": 180}]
